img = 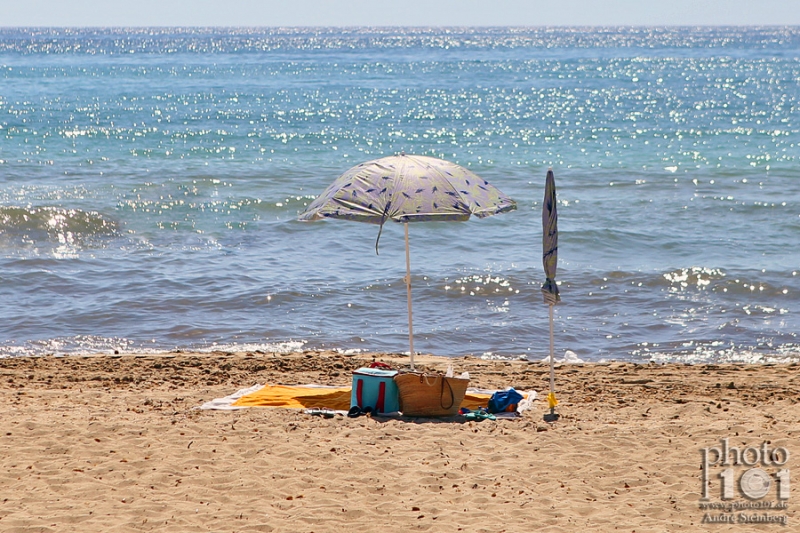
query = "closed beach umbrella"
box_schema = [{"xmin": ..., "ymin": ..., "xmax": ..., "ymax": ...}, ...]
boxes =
[
  {"xmin": 541, "ymin": 169, "xmax": 560, "ymax": 306},
  {"xmin": 541, "ymin": 168, "xmax": 561, "ymax": 422},
  {"xmin": 299, "ymin": 153, "xmax": 516, "ymax": 369}
]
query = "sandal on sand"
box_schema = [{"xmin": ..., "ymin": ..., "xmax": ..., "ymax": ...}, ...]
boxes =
[
  {"xmin": 464, "ymin": 409, "xmax": 496, "ymax": 422},
  {"xmin": 348, "ymin": 406, "xmax": 374, "ymax": 418},
  {"xmin": 306, "ymin": 408, "xmax": 335, "ymax": 419}
]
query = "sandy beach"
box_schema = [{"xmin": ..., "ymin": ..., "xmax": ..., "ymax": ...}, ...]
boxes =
[{"xmin": 1, "ymin": 351, "xmax": 797, "ymax": 532}]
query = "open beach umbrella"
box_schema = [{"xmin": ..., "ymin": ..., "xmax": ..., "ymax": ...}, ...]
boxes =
[
  {"xmin": 541, "ymin": 168, "xmax": 561, "ymax": 422},
  {"xmin": 299, "ymin": 153, "xmax": 517, "ymax": 369}
]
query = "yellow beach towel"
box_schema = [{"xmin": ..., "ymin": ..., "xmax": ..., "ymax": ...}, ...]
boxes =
[{"xmin": 233, "ymin": 385, "xmax": 352, "ymax": 409}]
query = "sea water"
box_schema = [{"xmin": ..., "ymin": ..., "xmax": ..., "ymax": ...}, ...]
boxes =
[{"xmin": 1, "ymin": 27, "xmax": 799, "ymax": 363}]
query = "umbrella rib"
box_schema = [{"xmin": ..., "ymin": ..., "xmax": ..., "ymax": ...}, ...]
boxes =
[{"xmin": 374, "ymin": 203, "xmax": 393, "ymax": 255}]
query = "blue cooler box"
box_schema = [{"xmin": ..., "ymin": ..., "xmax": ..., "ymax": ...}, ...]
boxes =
[{"xmin": 351, "ymin": 367, "xmax": 400, "ymax": 414}]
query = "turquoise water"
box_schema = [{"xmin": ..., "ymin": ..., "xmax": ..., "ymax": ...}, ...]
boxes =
[{"xmin": 1, "ymin": 27, "xmax": 799, "ymax": 362}]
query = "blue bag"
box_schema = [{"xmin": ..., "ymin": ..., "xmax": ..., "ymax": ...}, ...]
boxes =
[
  {"xmin": 350, "ymin": 367, "xmax": 400, "ymax": 414},
  {"xmin": 487, "ymin": 388, "xmax": 524, "ymax": 414}
]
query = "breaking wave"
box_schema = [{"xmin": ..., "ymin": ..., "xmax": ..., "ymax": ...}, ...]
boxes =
[{"xmin": 0, "ymin": 206, "xmax": 120, "ymax": 254}]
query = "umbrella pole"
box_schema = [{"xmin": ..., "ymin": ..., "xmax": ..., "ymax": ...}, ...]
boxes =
[
  {"xmin": 404, "ymin": 222, "xmax": 415, "ymax": 370},
  {"xmin": 549, "ymin": 303, "xmax": 555, "ymax": 393}
]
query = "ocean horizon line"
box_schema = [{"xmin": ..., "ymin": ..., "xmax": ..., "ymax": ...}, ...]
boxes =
[{"xmin": 2, "ymin": 25, "xmax": 800, "ymax": 29}]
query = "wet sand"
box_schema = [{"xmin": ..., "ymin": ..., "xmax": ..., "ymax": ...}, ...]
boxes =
[{"xmin": 1, "ymin": 351, "xmax": 797, "ymax": 532}]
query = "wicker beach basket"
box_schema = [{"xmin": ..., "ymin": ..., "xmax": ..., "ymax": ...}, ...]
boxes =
[{"xmin": 393, "ymin": 372, "xmax": 469, "ymax": 417}]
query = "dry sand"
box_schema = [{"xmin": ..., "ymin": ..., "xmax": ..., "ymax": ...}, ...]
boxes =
[{"xmin": 1, "ymin": 351, "xmax": 797, "ymax": 532}]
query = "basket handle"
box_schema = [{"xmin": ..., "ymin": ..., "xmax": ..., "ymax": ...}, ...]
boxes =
[
  {"xmin": 440, "ymin": 377, "xmax": 455, "ymax": 410},
  {"xmin": 420, "ymin": 373, "xmax": 438, "ymax": 387}
]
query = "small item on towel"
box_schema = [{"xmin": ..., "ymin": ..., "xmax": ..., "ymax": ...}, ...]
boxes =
[{"xmin": 515, "ymin": 390, "xmax": 538, "ymax": 413}]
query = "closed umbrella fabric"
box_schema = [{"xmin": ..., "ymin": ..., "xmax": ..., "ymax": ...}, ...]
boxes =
[{"xmin": 541, "ymin": 169, "xmax": 560, "ymax": 305}]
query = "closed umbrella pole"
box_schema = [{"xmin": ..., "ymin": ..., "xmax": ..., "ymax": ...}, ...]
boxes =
[
  {"xmin": 404, "ymin": 222, "xmax": 415, "ymax": 370},
  {"xmin": 549, "ymin": 303, "xmax": 555, "ymax": 393}
]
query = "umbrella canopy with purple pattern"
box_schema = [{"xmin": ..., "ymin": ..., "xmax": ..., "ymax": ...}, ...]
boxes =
[{"xmin": 299, "ymin": 154, "xmax": 516, "ymax": 226}]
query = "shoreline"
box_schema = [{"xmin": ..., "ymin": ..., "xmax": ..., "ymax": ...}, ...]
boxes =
[
  {"xmin": 4, "ymin": 344, "xmax": 799, "ymax": 366},
  {"xmin": 1, "ymin": 351, "xmax": 797, "ymax": 531}
]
